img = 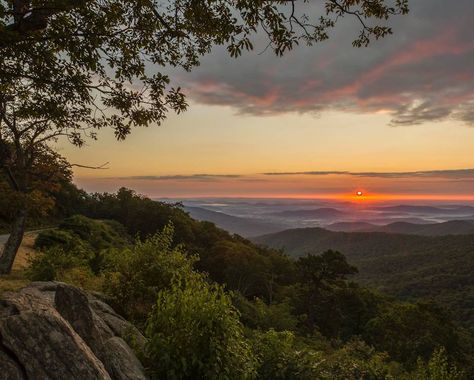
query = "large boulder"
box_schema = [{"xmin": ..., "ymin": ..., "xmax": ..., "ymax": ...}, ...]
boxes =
[{"xmin": 0, "ymin": 282, "xmax": 147, "ymax": 380}]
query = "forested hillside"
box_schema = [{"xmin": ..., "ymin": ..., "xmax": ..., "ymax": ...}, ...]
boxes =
[
  {"xmin": 254, "ymin": 228, "xmax": 474, "ymax": 328},
  {"xmin": 327, "ymin": 220, "xmax": 474, "ymax": 235}
]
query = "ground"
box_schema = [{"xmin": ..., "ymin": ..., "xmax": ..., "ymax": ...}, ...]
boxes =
[{"xmin": 0, "ymin": 232, "xmax": 38, "ymax": 293}]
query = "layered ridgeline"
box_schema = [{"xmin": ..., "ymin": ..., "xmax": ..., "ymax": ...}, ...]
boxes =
[
  {"xmin": 0, "ymin": 187, "xmax": 471, "ymax": 378},
  {"xmin": 253, "ymin": 228, "xmax": 474, "ymax": 328},
  {"xmin": 184, "ymin": 206, "xmax": 287, "ymax": 237},
  {"xmin": 326, "ymin": 220, "xmax": 474, "ymax": 235}
]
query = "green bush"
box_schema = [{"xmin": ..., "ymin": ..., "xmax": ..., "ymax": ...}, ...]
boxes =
[
  {"xmin": 233, "ymin": 295, "xmax": 298, "ymax": 332},
  {"xmin": 27, "ymin": 246, "xmax": 89, "ymax": 281},
  {"xmin": 322, "ymin": 339, "xmax": 398, "ymax": 380},
  {"xmin": 413, "ymin": 347, "xmax": 465, "ymax": 380},
  {"xmin": 144, "ymin": 276, "xmax": 256, "ymax": 380},
  {"xmin": 250, "ymin": 329, "xmax": 323, "ymax": 380},
  {"xmin": 104, "ymin": 224, "xmax": 198, "ymax": 324},
  {"xmin": 34, "ymin": 215, "xmax": 130, "ymax": 275},
  {"xmin": 34, "ymin": 229, "xmax": 87, "ymax": 252},
  {"xmin": 58, "ymin": 215, "xmax": 129, "ymax": 250}
]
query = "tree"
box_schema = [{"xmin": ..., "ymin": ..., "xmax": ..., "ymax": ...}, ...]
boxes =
[
  {"xmin": 0, "ymin": 143, "xmax": 71, "ymax": 273},
  {"xmin": 0, "ymin": 0, "xmax": 409, "ymax": 272},
  {"xmin": 294, "ymin": 250, "xmax": 359, "ymax": 334},
  {"xmin": 364, "ymin": 301, "xmax": 461, "ymax": 368}
]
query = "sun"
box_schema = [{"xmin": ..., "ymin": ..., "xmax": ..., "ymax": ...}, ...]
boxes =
[{"xmin": 356, "ymin": 191, "xmax": 363, "ymax": 197}]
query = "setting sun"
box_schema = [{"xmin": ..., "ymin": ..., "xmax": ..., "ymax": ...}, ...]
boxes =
[{"xmin": 357, "ymin": 191, "xmax": 363, "ymax": 197}]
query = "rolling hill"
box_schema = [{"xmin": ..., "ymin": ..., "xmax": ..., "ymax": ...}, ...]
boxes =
[
  {"xmin": 269, "ymin": 208, "xmax": 347, "ymax": 218},
  {"xmin": 184, "ymin": 206, "xmax": 287, "ymax": 237},
  {"xmin": 370, "ymin": 205, "xmax": 474, "ymax": 215},
  {"xmin": 253, "ymin": 227, "xmax": 474, "ymax": 327},
  {"xmin": 327, "ymin": 220, "xmax": 474, "ymax": 235}
]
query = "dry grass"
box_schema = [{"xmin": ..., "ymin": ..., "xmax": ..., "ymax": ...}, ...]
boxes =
[{"xmin": 0, "ymin": 232, "xmax": 37, "ymax": 294}]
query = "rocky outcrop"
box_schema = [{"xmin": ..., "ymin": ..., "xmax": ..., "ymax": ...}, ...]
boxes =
[{"xmin": 0, "ymin": 282, "xmax": 147, "ymax": 380}]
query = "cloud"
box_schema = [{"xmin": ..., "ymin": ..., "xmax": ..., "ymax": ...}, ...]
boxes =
[
  {"xmin": 263, "ymin": 169, "xmax": 474, "ymax": 179},
  {"xmin": 175, "ymin": 0, "xmax": 474, "ymax": 126},
  {"xmin": 114, "ymin": 174, "xmax": 242, "ymax": 182}
]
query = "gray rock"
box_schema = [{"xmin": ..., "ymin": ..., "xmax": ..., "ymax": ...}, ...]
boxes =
[
  {"xmin": 102, "ymin": 337, "xmax": 147, "ymax": 380},
  {"xmin": 0, "ymin": 282, "xmax": 148, "ymax": 380},
  {"xmin": 0, "ymin": 310, "xmax": 111, "ymax": 379}
]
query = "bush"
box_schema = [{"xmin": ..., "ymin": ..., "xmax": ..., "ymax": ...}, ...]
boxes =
[
  {"xmin": 57, "ymin": 215, "xmax": 129, "ymax": 250},
  {"xmin": 233, "ymin": 295, "xmax": 298, "ymax": 332},
  {"xmin": 104, "ymin": 224, "xmax": 198, "ymax": 324},
  {"xmin": 250, "ymin": 329, "xmax": 323, "ymax": 380},
  {"xmin": 27, "ymin": 246, "xmax": 90, "ymax": 282},
  {"xmin": 144, "ymin": 276, "xmax": 256, "ymax": 380},
  {"xmin": 322, "ymin": 339, "xmax": 398, "ymax": 380},
  {"xmin": 413, "ymin": 347, "xmax": 465, "ymax": 380},
  {"xmin": 34, "ymin": 229, "xmax": 86, "ymax": 252}
]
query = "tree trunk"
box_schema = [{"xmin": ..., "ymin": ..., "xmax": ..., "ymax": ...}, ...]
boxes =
[{"xmin": 0, "ymin": 209, "xmax": 27, "ymax": 274}]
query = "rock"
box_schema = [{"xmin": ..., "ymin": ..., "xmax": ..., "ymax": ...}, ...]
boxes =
[
  {"xmin": 0, "ymin": 349, "xmax": 25, "ymax": 380},
  {"xmin": 0, "ymin": 282, "xmax": 148, "ymax": 380},
  {"xmin": 0, "ymin": 310, "xmax": 111, "ymax": 379},
  {"xmin": 102, "ymin": 337, "xmax": 147, "ymax": 380},
  {"xmin": 89, "ymin": 298, "xmax": 147, "ymax": 351}
]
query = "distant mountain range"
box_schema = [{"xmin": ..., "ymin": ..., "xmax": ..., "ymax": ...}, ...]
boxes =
[
  {"xmin": 253, "ymin": 227, "xmax": 474, "ymax": 326},
  {"xmin": 370, "ymin": 205, "xmax": 474, "ymax": 215},
  {"xmin": 326, "ymin": 220, "xmax": 474, "ymax": 235},
  {"xmin": 269, "ymin": 208, "xmax": 346, "ymax": 218},
  {"xmin": 184, "ymin": 206, "xmax": 287, "ymax": 237}
]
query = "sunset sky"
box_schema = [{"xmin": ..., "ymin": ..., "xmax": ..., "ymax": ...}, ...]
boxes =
[{"xmin": 61, "ymin": 0, "xmax": 474, "ymax": 201}]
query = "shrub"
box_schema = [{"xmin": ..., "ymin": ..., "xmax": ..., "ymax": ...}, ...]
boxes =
[
  {"xmin": 144, "ymin": 276, "xmax": 256, "ymax": 380},
  {"xmin": 233, "ymin": 295, "xmax": 298, "ymax": 332},
  {"xmin": 104, "ymin": 224, "xmax": 198, "ymax": 324},
  {"xmin": 413, "ymin": 347, "xmax": 465, "ymax": 380},
  {"xmin": 27, "ymin": 246, "xmax": 89, "ymax": 281},
  {"xmin": 34, "ymin": 229, "xmax": 86, "ymax": 252},
  {"xmin": 250, "ymin": 329, "xmax": 323, "ymax": 380},
  {"xmin": 58, "ymin": 215, "xmax": 129, "ymax": 250},
  {"xmin": 322, "ymin": 339, "xmax": 397, "ymax": 380}
]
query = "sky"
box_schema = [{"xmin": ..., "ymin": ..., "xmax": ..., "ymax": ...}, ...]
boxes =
[{"xmin": 61, "ymin": 0, "xmax": 474, "ymax": 201}]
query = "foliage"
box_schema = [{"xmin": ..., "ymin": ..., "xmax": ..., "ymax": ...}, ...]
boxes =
[
  {"xmin": 0, "ymin": 146, "xmax": 72, "ymax": 222},
  {"xmin": 34, "ymin": 229, "xmax": 88, "ymax": 252},
  {"xmin": 104, "ymin": 224, "xmax": 198, "ymax": 324},
  {"xmin": 57, "ymin": 215, "xmax": 129, "ymax": 251},
  {"xmin": 27, "ymin": 245, "xmax": 91, "ymax": 282},
  {"xmin": 144, "ymin": 276, "xmax": 256, "ymax": 380},
  {"xmin": 250, "ymin": 329, "xmax": 323, "ymax": 379},
  {"xmin": 320, "ymin": 339, "xmax": 398, "ymax": 380},
  {"xmin": 364, "ymin": 301, "xmax": 461, "ymax": 368},
  {"xmin": 234, "ymin": 295, "xmax": 298, "ymax": 332},
  {"xmin": 413, "ymin": 347, "xmax": 465, "ymax": 380},
  {"xmin": 30, "ymin": 215, "xmax": 129, "ymax": 281}
]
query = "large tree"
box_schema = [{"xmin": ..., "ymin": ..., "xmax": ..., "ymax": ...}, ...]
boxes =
[{"xmin": 0, "ymin": 0, "xmax": 408, "ymax": 273}]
